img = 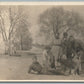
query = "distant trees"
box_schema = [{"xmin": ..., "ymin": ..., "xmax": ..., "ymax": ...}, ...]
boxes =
[
  {"xmin": 14, "ymin": 18, "xmax": 32, "ymax": 50},
  {"xmin": 0, "ymin": 6, "xmax": 32, "ymax": 55},
  {"xmin": 38, "ymin": 7, "xmax": 84, "ymax": 44},
  {"xmin": 0, "ymin": 6, "xmax": 84, "ymax": 55}
]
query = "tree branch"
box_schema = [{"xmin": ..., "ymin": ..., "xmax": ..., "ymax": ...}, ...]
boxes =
[
  {"xmin": 0, "ymin": 12, "xmax": 7, "ymax": 41},
  {"xmin": 8, "ymin": 10, "xmax": 24, "ymax": 40}
]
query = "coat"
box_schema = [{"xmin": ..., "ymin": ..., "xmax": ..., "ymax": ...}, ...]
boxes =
[{"xmin": 28, "ymin": 61, "xmax": 42, "ymax": 73}]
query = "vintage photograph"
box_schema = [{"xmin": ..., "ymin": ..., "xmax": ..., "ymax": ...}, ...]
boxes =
[{"xmin": 0, "ymin": 3, "xmax": 84, "ymax": 80}]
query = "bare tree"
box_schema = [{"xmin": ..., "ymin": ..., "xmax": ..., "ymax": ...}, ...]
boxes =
[{"xmin": 0, "ymin": 6, "xmax": 29, "ymax": 55}]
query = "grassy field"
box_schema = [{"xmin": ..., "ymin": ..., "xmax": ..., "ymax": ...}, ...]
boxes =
[{"xmin": 0, "ymin": 54, "xmax": 84, "ymax": 80}]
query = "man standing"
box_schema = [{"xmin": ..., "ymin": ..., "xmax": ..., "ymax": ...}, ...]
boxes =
[
  {"xmin": 58, "ymin": 32, "xmax": 68, "ymax": 60},
  {"xmin": 67, "ymin": 36, "xmax": 75, "ymax": 60},
  {"xmin": 42, "ymin": 46, "xmax": 55, "ymax": 73},
  {"xmin": 73, "ymin": 49, "xmax": 82, "ymax": 75},
  {"xmin": 57, "ymin": 32, "xmax": 69, "ymax": 74},
  {"xmin": 42, "ymin": 46, "xmax": 50, "ymax": 73},
  {"xmin": 47, "ymin": 47, "xmax": 55, "ymax": 69}
]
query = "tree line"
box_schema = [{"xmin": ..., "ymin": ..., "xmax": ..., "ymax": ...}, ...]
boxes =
[
  {"xmin": 0, "ymin": 6, "xmax": 32, "ymax": 55},
  {"xmin": 0, "ymin": 6, "xmax": 84, "ymax": 56}
]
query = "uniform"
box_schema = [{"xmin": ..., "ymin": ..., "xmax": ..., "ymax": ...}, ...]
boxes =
[
  {"xmin": 58, "ymin": 37, "xmax": 68, "ymax": 60},
  {"xmin": 48, "ymin": 51, "xmax": 55, "ymax": 69},
  {"xmin": 58, "ymin": 35, "xmax": 76, "ymax": 74},
  {"xmin": 72, "ymin": 55, "xmax": 81, "ymax": 75},
  {"xmin": 42, "ymin": 49, "xmax": 50, "ymax": 72},
  {"xmin": 72, "ymin": 51, "xmax": 82, "ymax": 75},
  {"xmin": 67, "ymin": 39, "xmax": 75, "ymax": 60},
  {"xmin": 28, "ymin": 61, "xmax": 42, "ymax": 74}
]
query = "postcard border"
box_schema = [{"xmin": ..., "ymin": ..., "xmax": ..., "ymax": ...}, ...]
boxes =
[{"xmin": 0, "ymin": 1, "xmax": 84, "ymax": 82}]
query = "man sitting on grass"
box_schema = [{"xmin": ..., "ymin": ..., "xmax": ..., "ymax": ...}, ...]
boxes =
[{"xmin": 28, "ymin": 56, "xmax": 42, "ymax": 74}]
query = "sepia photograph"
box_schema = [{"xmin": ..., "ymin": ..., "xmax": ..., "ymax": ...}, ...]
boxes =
[{"xmin": 0, "ymin": 2, "xmax": 84, "ymax": 80}]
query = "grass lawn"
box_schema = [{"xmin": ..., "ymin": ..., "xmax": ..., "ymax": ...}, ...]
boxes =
[{"xmin": 0, "ymin": 54, "xmax": 84, "ymax": 80}]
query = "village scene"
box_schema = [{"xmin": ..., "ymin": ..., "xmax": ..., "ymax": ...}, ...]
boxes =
[{"xmin": 0, "ymin": 5, "xmax": 84, "ymax": 80}]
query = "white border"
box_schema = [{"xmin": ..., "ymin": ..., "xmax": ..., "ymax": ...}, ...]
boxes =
[
  {"xmin": 0, "ymin": 80, "xmax": 84, "ymax": 82},
  {"xmin": 0, "ymin": 2, "xmax": 84, "ymax": 5},
  {"xmin": 0, "ymin": 1, "xmax": 84, "ymax": 82}
]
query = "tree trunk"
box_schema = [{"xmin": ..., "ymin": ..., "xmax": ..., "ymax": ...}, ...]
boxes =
[
  {"xmin": 4, "ymin": 43, "xmax": 8, "ymax": 55},
  {"xmin": 20, "ymin": 35, "xmax": 23, "ymax": 50},
  {"xmin": 4, "ymin": 41, "xmax": 9, "ymax": 55},
  {"xmin": 4, "ymin": 39, "xmax": 12, "ymax": 56},
  {"xmin": 8, "ymin": 40, "xmax": 11, "ymax": 56}
]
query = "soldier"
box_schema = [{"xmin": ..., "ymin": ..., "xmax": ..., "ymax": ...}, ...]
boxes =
[
  {"xmin": 28, "ymin": 56, "xmax": 42, "ymax": 74},
  {"xmin": 47, "ymin": 47, "xmax": 55, "ymax": 69},
  {"xmin": 58, "ymin": 32, "xmax": 68, "ymax": 60},
  {"xmin": 72, "ymin": 48, "xmax": 82, "ymax": 75},
  {"xmin": 59, "ymin": 34, "xmax": 77, "ymax": 75},
  {"xmin": 42, "ymin": 46, "xmax": 56, "ymax": 74},
  {"xmin": 42, "ymin": 46, "xmax": 49, "ymax": 73},
  {"xmin": 72, "ymin": 52, "xmax": 81, "ymax": 75},
  {"xmin": 66, "ymin": 35, "xmax": 82, "ymax": 75},
  {"xmin": 57, "ymin": 32, "xmax": 69, "ymax": 74},
  {"xmin": 67, "ymin": 36, "xmax": 75, "ymax": 60}
]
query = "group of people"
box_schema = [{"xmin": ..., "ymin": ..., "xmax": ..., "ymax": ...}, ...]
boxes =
[
  {"xmin": 28, "ymin": 46, "xmax": 55, "ymax": 74},
  {"xmin": 58, "ymin": 32, "xmax": 82, "ymax": 75},
  {"xmin": 28, "ymin": 32, "xmax": 82, "ymax": 75}
]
